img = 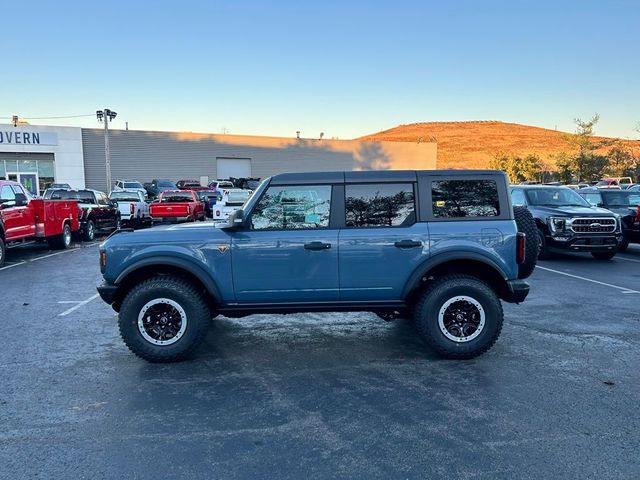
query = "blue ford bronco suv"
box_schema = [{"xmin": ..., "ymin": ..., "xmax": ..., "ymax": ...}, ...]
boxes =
[{"xmin": 97, "ymin": 170, "xmax": 536, "ymax": 362}]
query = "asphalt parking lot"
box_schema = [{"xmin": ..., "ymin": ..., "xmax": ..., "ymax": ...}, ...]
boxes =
[{"xmin": 1, "ymin": 234, "xmax": 639, "ymax": 480}]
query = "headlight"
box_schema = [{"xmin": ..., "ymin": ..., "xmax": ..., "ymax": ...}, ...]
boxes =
[{"xmin": 548, "ymin": 217, "xmax": 567, "ymax": 233}]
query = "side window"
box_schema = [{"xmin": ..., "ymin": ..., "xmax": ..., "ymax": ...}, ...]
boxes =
[
  {"xmin": 511, "ymin": 189, "xmax": 526, "ymax": 206},
  {"xmin": 432, "ymin": 180, "xmax": 500, "ymax": 218},
  {"xmin": 11, "ymin": 185, "xmax": 26, "ymax": 196},
  {"xmin": 1, "ymin": 185, "xmax": 16, "ymax": 201},
  {"xmin": 345, "ymin": 183, "xmax": 415, "ymax": 227},
  {"xmin": 251, "ymin": 185, "xmax": 332, "ymax": 230},
  {"xmin": 582, "ymin": 193, "xmax": 601, "ymax": 207}
]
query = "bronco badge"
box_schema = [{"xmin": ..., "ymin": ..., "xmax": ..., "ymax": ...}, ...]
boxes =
[{"xmin": 217, "ymin": 245, "xmax": 229, "ymax": 253}]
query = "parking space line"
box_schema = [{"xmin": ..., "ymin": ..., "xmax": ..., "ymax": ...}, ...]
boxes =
[
  {"xmin": 0, "ymin": 261, "xmax": 27, "ymax": 271},
  {"xmin": 536, "ymin": 265, "xmax": 640, "ymax": 294},
  {"xmin": 30, "ymin": 249, "xmax": 80, "ymax": 261},
  {"xmin": 0, "ymin": 242, "xmax": 99, "ymax": 271},
  {"xmin": 617, "ymin": 255, "xmax": 640, "ymax": 264},
  {"xmin": 58, "ymin": 294, "xmax": 100, "ymax": 317}
]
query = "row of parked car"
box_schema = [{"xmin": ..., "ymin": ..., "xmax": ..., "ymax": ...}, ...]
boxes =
[
  {"xmin": 511, "ymin": 183, "xmax": 640, "ymax": 260},
  {"xmin": 0, "ymin": 177, "xmax": 259, "ymax": 267}
]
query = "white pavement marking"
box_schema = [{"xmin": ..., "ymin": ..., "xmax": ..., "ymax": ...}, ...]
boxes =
[
  {"xmin": 536, "ymin": 265, "xmax": 640, "ymax": 294},
  {"xmin": 0, "ymin": 242, "xmax": 99, "ymax": 270},
  {"xmin": 30, "ymin": 249, "xmax": 80, "ymax": 261},
  {"xmin": 0, "ymin": 261, "xmax": 27, "ymax": 271},
  {"xmin": 617, "ymin": 255, "xmax": 640, "ymax": 264},
  {"xmin": 58, "ymin": 294, "xmax": 100, "ymax": 317}
]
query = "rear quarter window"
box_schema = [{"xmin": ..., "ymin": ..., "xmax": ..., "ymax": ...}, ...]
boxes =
[{"xmin": 432, "ymin": 180, "xmax": 500, "ymax": 218}]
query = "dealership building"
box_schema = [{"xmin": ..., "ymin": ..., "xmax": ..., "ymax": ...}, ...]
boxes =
[{"xmin": 0, "ymin": 124, "xmax": 437, "ymax": 195}]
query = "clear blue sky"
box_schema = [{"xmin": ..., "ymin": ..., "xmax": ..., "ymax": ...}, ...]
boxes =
[{"xmin": 1, "ymin": 0, "xmax": 638, "ymax": 139}]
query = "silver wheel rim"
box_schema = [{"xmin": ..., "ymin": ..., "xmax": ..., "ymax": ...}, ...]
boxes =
[
  {"xmin": 88, "ymin": 222, "xmax": 94, "ymax": 239},
  {"xmin": 63, "ymin": 226, "xmax": 71, "ymax": 247},
  {"xmin": 137, "ymin": 298, "xmax": 187, "ymax": 346},
  {"xmin": 438, "ymin": 295, "xmax": 486, "ymax": 343}
]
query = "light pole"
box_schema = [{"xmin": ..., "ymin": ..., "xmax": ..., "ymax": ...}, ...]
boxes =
[{"xmin": 96, "ymin": 109, "xmax": 117, "ymax": 191}]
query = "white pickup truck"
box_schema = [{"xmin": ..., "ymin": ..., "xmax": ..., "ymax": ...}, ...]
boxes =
[
  {"xmin": 109, "ymin": 190, "xmax": 151, "ymax": 228},
  {"xmin": 212, "ymin": 188, "xmax": 252, "ymax": 225}
]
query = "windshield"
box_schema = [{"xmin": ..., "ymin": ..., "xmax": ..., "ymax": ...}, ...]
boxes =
[
  {"xmin": 123, "ymin": 182, "xmax": 143, "ymax": 189},
  {"xmin": 245, "ymin": 180, "xmax": 259, "ymax": 189},
  {"xmin": 161, "ymin": 192, "xmax": 193, "ymax": 202},
  {"xmin": 525, "ymin": 188, "xmax": 591, "ymax": 207},
  {"xmin": 196, "ymin": 191, "xmax": 217, "ymax": 199},
  {"xmin": 110, "ymin": 192, "xmax": 140, "ymax": 202},
  {"xmin": 158, "ymin": 181, "xmax": 176, "ymax": 188}
]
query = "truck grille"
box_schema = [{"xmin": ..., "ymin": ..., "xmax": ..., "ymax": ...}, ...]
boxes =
[{"xmin": 570, "ymin": 218, "xmax": 616, "ymax": 233}]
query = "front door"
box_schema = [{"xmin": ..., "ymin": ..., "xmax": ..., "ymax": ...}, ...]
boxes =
[
  {"xmin": 339, "ymin": 182, "xmax": 428, "ymax": 301},
  {"xmin": 231, "ymin": 184, "xmax": 339, "ymax": 303}
]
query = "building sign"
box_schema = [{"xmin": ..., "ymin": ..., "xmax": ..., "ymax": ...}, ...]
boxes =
[{"xmin": 0, "ymin": 130, "xmax": 58, "ymax": 146}]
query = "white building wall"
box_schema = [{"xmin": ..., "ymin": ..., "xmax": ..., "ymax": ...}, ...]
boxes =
[{"xmin": 0, "ymin": 124, "xmax": 85, "ymax": 188}]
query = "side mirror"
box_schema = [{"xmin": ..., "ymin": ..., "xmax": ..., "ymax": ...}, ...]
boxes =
[
  {"xmin": 112, "ymin": 201, "xmax": 119, "ymax": 208},
  {"xmin": 221, "ymin": 209, "xmax": 244, "ymax": 230},
  {"xmin": 14, "ymin": 193, "xmax": 28, "ymax": 207}
]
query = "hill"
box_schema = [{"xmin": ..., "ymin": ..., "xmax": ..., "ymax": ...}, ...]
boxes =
[{"xmin": 360, "ymin": 121, "xmax": 640, "ymax": 169}]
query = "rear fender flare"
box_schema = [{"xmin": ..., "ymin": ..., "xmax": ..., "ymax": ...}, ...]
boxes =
[{"xmin": 402, "ymin": 251, "xmax": 509, "ymax": 299}]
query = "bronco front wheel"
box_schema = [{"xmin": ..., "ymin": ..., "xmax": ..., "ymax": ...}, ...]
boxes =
[
  {"xmin": 413, "ymin": 275, "xmax": 503, "ymax": 359},
  {"xmin": 118, "ymin": 276, "xmax": 210, "ymax": 362}
]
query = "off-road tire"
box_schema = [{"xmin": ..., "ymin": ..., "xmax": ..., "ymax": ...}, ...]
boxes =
[
  {"xmin": 413, "ymin": 275, "xmax": 503, "ymax": 359},
  {"xmin": 513, "ymin": 206, "xmax": 538, "ymax": 279},
  {"xmin": 537, "ymin": 228, "xmax": 553, "ymax": 260},
  {"xmin": 118, "ymin": 276, "xmax": 210, "ymax": 362},
  {"xmin": 84, "ymin": 219, "xmax": 96, "ymax": 241},
  {"xmin": 591, "ymin": 251, "xmax": 616, "ymax": 260},
  {"xmin": 48, "ymin": 223, "xmax": 72, "ymax": 250},
  {"xmin": 0, "ymin": 237, "xmax": 5, "ymax": 267}
]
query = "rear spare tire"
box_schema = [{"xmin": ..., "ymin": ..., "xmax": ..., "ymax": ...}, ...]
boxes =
[
  {"xmin": 118, "ymin": 276, "xmax": 210, "ymax": 362},
  {"xmin": 513, "ymin": 206, "xmax": 538, "ymax": 279},
  {"xmin": 413, "ymin": 275, "xmax": 503, "ymax": 359}
]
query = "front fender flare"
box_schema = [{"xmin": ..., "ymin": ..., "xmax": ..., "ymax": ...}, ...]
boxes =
[{"xmin": 114, "ymin": 255, "xmax": 222, "ymax": 303}]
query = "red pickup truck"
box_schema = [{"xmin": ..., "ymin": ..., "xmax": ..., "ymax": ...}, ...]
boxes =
[
  {"xmin": 150, "ymin": 190, "xmax": 205, "ymax": 223},
  {"xmin": 0, "ymin": 180, "xmax": 80, "ymax": 266}
]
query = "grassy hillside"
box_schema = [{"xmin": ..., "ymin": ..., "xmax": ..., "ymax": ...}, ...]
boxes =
[{"xmin": 360, "ymin": 121, "xmax": 640, "ymax": 169}]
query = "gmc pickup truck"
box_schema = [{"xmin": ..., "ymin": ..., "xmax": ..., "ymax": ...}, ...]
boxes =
[
  {"xmin": 98, "ymin": 170, "xmax": 537, "ymax": 363},
  {"xmin": 150, "ymin": 190, "xmax": 206, "ymax": 223},
  {"xmin": 0, "ymin": 180, "xmax": 80, "ymax": 266}
]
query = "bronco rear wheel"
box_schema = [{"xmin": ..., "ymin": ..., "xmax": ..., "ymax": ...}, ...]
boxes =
[
  {"xmin": 413, "ymin": 275, "xmax": 503, "ymax": 359},
  {"xmin": 118, "ymin": 276, "xmax": 210, "ymax": 362}
]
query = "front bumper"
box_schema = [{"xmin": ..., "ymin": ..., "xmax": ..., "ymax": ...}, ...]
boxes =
[
  {"xmin": 503, "ymin": 279, "xmax": 530, "ymax": 304},
  {"xmin": 547, "ymin": 234, "xmax": 619, "ymax": 252},
  {"xmin": 97, "ymin": 281, "xmax": 117, "ymax": 304}
]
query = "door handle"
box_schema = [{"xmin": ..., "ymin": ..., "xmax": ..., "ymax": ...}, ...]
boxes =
[
  {"xmin": 304, "ymin": 241, "xmax": 331, "ymax": 250},
  {"xmin": 394, "ymin": 239, "xmax": 422, "ymax": 249}
]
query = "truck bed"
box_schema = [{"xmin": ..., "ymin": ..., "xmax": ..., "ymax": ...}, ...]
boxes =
[{"xmin": 32, "ymin": 199, "xmax": 80, "ymax": 238}]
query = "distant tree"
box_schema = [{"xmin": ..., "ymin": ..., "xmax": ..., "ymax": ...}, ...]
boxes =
[
  {"xmin": 557, "ymin": 114, "xmax": 611, "ymax": 182},
  {"xmin": 605, "ymin": 143, "xmax": 636, "ymax": 177},
  {"xmin": 552, "ymin": 152, "xmax": 574, "ymax": 184},
  {"xmin": 489, "ymin": 152, "xmax": 542, "ymax": 183}
]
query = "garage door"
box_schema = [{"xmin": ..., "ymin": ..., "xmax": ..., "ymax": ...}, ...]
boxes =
[{"xmin": 217, "ymin": 158, "xmax": 251, "ymax": 179}]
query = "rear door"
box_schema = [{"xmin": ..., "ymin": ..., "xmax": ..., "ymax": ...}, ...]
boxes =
[
  {"xmin": 338, "ymin": 178, "xmax": 429, "ymax": 301},
  {"xmin": 231, "ymin": 183, "xmax": 339, "ymax": 303}
]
